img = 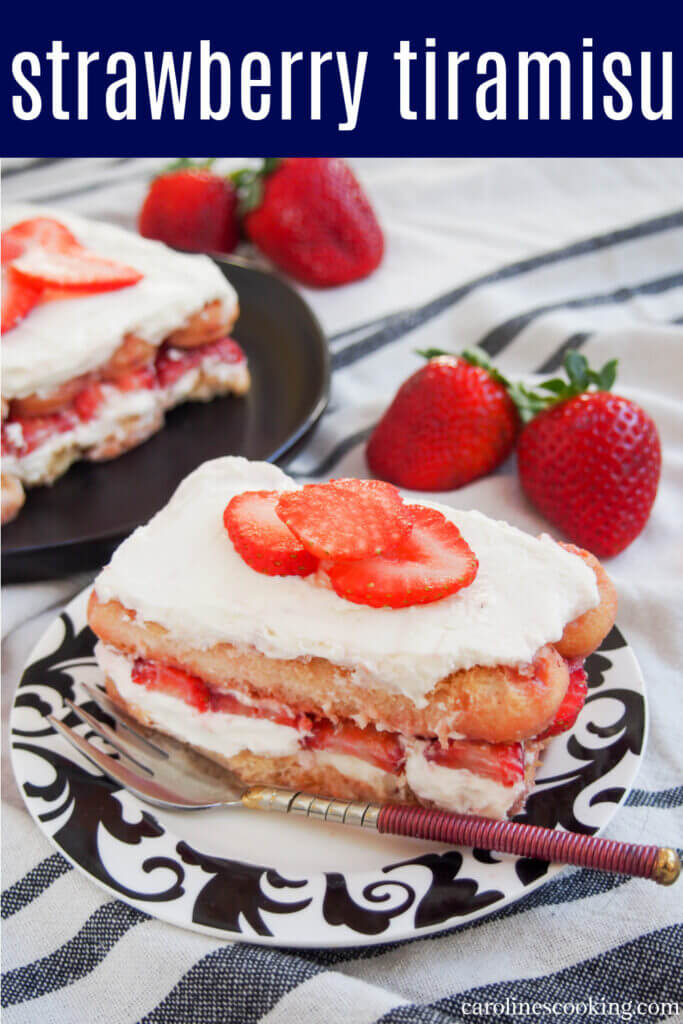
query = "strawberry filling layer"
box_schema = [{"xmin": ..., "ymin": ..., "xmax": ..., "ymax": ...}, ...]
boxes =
[
  {"xmin": 131, "ymin": 658, "xmax": 312, "ymax": 732},
  {"xmin": 2, "ymin": 336, "xmax": 246, "ymax": 458},
  {"xmin": 125, "ymin": 655, "xmax": 588, "ymax": 784},
  {"xmin": 537, "ymin": 658, "xmax": 588, "ymax": 739}
]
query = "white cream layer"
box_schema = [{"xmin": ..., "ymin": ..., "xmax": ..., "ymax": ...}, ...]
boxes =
[
  {"xmin": 2, "ymin": 204, "xmax": 238, "ymax": 399},
  {"xmin": 94, "ymin": 457, "xmax": 600, "ymax": 705},
  {"xmin": 96, "ymin": 643, "xmax": 302, "ymax": 759},
  {"xmin": 404, "ymin": 745, "xmax": 525, "ymax": 818},
  {"xmin": 3, "ymin": 388, "xmax": 159, "ymax": 484},
  {"xmin": 4, "ymin": 358, "xmax": 249, "ymax": 485},
  {"xmin": 309, "ymin": 751, "xmax": 393, "ymax": 790},
  {"xmin": 96, "ymin": 644, "xmax": 525, "ymax": 814}
]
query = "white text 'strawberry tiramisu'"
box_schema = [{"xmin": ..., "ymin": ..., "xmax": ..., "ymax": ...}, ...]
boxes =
[
  {"xmin": 1, "ymin": 206, "xmax": 249, "ymax": 524},
  {"xmin": 88, "ymin": 457, "xmax": 617, "ymax": 820}
]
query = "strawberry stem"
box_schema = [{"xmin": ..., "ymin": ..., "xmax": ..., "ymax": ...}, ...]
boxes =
[
  {"xmin": 508, "ymin": 351, "xmax": 618, "ymax": 422},
  {"xmin": 418, "ymin": 347, "xmax": 619, "ymax": 423},
  {"xmin": 154, "ymin": 158, "xmax": 282, "ymax": 221},
  {"xmin": 161, "ymin": 157, "xmax": 217, "ymax": 175},
  {"xmin": 231, "ymin": 159, "xmax": 282, "ymax": 217}
]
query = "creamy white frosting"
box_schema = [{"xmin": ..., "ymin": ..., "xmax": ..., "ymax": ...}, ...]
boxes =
[
  {"xmin": 2, "ymin": 204, "xmax": 238, "ymax": 399},
  {"xmin": 96, "ymin": 643, "xmax": 301, "ymax": 759},
  {"xmin": 94, "ymin": 457, "xmax": 599, "ymax": 705},
  {"xmin": 404, "ymin": 745, "xmax": 525, "ymax": 817}
]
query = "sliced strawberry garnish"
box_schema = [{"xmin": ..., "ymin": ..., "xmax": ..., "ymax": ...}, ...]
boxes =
[
  {"xmin": 537, "ymin": 661, "xmax": 588, "ymax": 740},
  {"xmin": 2, "ymin": 218, "xmax": 79, "ymax": 264},
  {"xmin": 305, "ymin": 719, "xmax": 405, "ymax": 773},
  {"xmin": 131, "ymin": 660, "xmax": 209, "ymax": 712},
  {"xmin": 209, "ymin": 689, "xmax": 311, "ymax": 731},
  {"xmin": 224, "ymin": 489, "xmax": 318, "ymax": 577},
  {"xmin": 12, "ymin": 246, "xmax": 143, "ymax": 294},
  {"xmin": 425, "ymin": 738, "xmax": 524, "ymax": 787},
  {"xmin": 276, "ymin": 479, "xmax": 412, "ymax": 561},
  {"xmin": 1, "ymin": 410, "xmax": 78, "ymax": 456},
  {"xmin": 156, "ymin": 337, "xmax": 245, "ymax": 388},
  {"xmin": 326, "ymin": 505, "xmax": 478, "ymax": 608},
  {"xmin": 73, "ymin": 382, "xmax": 107, "ymax": 421},
  {"xmin": 1, "ymin": 265, "xmax": 42, "ymax": 332}
]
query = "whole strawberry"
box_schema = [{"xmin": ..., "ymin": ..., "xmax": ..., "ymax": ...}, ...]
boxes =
[
  {"xmin": 139, "ymin": 162, "xmax": 239, "ymax": 254},
  {"xmin": 239, "ymin": 158, "xmax": 384, "ymax": 287},
  {"xmin": 366, "ymin": 350, "xmax": 520, "ymax": 491},
  {"xmin": 516, "ymin": 352, "xmax": 661, "ymax": 557}
]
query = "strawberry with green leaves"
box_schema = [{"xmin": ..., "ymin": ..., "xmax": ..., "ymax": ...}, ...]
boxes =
[
  {"xmin": 366, "ymin": 349, "xmax": 520, "ymax": 491},
  {"xmin": 237, "ymin": 158, "xmax": 384, "ymax": 287},
  {"xmin": 138, "ymin": 157, "xmax": 384, "ymax": 287},
  {"xmin": 139, "ymin": 160, "xmax": 240, "ymax": 254},
  {"xmin": 368, "ymin": 345, "xmax": 661, "ymax": 558},
  {"xmin": 515, "ymin": 352, "xmax": 661, "ymax": 558}
]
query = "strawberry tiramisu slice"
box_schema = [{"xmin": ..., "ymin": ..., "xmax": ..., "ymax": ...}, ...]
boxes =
[
  {"xmin": 88, "ymin": 457, "xmax": 617, "ymax": 819},
  {"xmin": 1, "ymin": 206, "xmax": 249, "ymax": 524}
]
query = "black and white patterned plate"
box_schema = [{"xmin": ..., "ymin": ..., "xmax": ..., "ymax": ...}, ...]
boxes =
[{"xmin": 11, "ymin": 586, "xmax": 647, "ymax": 948}]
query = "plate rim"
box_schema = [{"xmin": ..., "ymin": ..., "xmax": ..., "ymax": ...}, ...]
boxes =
[{"xmin": 10, "ymin": 585, "xmax": 648, "ymax": 949}]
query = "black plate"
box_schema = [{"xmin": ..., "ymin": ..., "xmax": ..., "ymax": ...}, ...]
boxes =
[{"xmin": 2, "ymin": 259, "xmax": 329, "ymax": 582}]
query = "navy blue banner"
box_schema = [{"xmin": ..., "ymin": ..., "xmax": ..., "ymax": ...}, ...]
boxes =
[{"xmin": 2, "ymin": 1, "xmax": 679, "ymax": 156}]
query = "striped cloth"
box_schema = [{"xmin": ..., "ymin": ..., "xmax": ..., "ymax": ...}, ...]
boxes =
[{"xmin": 2, "ymin": 158, "xmax": 682, "ymax": 1023}]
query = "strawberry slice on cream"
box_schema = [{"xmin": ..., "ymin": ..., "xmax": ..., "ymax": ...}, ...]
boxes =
[
  {"xmin": 1, "ymin": 266, "xmax": 42, "ymax": 333},
  {"xmin": 1, "ymin": 205, "xmax": 248, "ymax": 525},
  {"xmin": 12, "ymin": 245, "xmax": 143, "ymax": 294}
]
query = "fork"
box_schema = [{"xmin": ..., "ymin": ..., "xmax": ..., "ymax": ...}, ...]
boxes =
[{"xmin": 48, "ymin": 684, "xmax": 680, "ymax": 886}]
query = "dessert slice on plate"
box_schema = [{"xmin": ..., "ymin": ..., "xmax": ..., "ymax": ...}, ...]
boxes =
[
  {"xmin": 88, "ymin": 457, "xmax": 617, "ymax": 820},
  {"xmin": 1, "ymin": 206, "xmax": 249, "ymax": 524}
]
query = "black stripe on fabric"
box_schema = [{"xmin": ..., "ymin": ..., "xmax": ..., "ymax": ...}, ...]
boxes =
[
  {"xmin": 1, "ymin": 158, "xmax": 67, "ymax": 179},
  {"xmin": 478, "ymin": 271, "xmax": 683, "ymax": 358},
  {"xmin": 139, "ymin": 943, "xmax": 322, "ymax": 1024},
  {"xmin": 534, "ymin": 332, "xmax": 591, "ymax": 374},
  {"xmin": 377, "ymin": 923, "xmax": 683, "ymax": 1024},
  {"xmin": 534, "ymin": 310, "xmax": 683, "ymax": 376},
  {"xmin": 330, "ymin": 209, "xmax": 683, "ymax": 371},
  {"xmin": 292, "ymin": 426, "xmax": 375, "ymax": 479},
  {"xmin": 295, "ymin": 867, "xmax": 632, "ymax": 970},
  {"xmin": 330, "ymin": 309, "xmax": 414, "ymax": 344},
  {"xmin": 626, "ymin": 786, "xmax": 683, "ymax": 809},
  {"xmin": 15, "ymin": 161, "xmax": 150, "ymax": 204},
  {"xmin": 1, "ymin": 853, "xmax": 72, "ymax": 920},
  {"xmin": 1, "ymin": 900, "xmax": 148, "ymax": 1007}
]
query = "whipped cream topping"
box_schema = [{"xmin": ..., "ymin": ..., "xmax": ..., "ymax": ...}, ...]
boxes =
[
  {"xmin": 96, "ymin": 643, "xmax": 302, "ymax": 759},
  {"xmin": 94, "ymin": 457, "xmax": 600, "ymax": 705},
  {"xmin": 2, "ymin": 204, "xmax": 238, "ymax": 399}
]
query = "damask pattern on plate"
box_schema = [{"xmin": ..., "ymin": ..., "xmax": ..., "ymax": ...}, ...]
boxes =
[{"xmin": 11, "ymin": 587, "xmax": 646, "ymax": 948}]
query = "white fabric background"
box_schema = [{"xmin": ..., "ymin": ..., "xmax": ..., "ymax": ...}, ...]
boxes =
[{"xmin": 1, "ymin": 157, "xmax": 682, "ymax": 1023}]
